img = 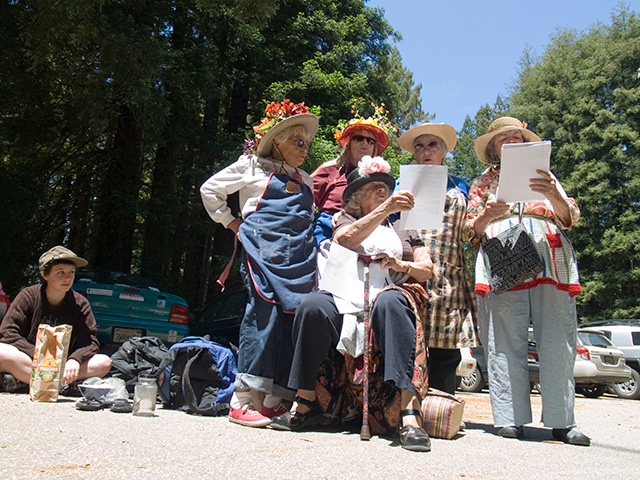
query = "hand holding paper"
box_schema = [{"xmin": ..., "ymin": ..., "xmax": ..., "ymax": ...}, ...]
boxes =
[
  {"xmin": 398, "ymin": 164, "xmax": 447, "ymax": 230},
  {"xmin": 497, "ymin": 141, "xmax": 551, "ymax": 203}
]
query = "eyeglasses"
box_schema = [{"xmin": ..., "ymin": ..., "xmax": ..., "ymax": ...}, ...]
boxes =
[
  {"xmin": 351, "ymin": 135, "xmax": 376, "ymax": 146},
  {"xmin": 288, "ymin": 137, "xmax": 312, "ymax": 150},
  {"xmin": 413, "ymin": 141, "xmax": 441, "ymax": 152}
]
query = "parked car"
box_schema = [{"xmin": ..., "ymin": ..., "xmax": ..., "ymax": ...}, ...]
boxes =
[
  {"xmin": 580, "ymin": 321, "xmax": 640, "ymax": 399},
  {"xmin": 455, "ymin": 347, "xmax": 477, "ymax": 381},
  {"xmin": 457, "ymin": 346, "xmax": 487, "ymax": 392},
  {"xmin": 457, "ymin": 329, "xmax": 632, "ymax": 397},
  {"xmin": 190, "ymin": 289, "xmax": 246, "ymax": 346},
  {"xmin": 528, "ymin": 329, "xmax": 632, "ymax": 398},
  {"xmin": 0, "ymin": 281, "xmax": 9, "ymax": 321},
  {"xmin": 73, "ymin": 269, "xmax": 189, "ymax": 348}
]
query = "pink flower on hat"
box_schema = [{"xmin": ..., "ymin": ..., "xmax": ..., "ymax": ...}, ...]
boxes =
[{"xmin": 358, "ymin": 156, "xmax": 390, "ymax": 176}]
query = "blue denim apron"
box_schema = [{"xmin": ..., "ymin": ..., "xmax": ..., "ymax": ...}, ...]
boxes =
[{"xmin": 238, "ymin": 172, "xmax": 317, "ymax": 313}]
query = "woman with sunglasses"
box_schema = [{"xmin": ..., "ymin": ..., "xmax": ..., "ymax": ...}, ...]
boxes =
[
  {"xmin": 201, "ymin": 100, "xmax": 319, "ymax": 428},
  {"xmin": 311, "ymin": 108, "xmax": 391, "ymax": 246}
]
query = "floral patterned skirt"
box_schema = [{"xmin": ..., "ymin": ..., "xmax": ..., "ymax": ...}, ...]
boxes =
[{"xmin": 314, "ymin": 283, "xmax": 429, "ymax": 436}]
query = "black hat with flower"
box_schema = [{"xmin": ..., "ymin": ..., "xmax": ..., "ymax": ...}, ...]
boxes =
[
  {"xmin": 243, "ymin": 100, "xmax": 319, "ymax": 157},
  {"xmin": 342, "ymin": 156, "xmax": 396, "ymax": 203}
]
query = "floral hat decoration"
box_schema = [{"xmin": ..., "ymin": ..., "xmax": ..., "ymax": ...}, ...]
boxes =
[
  {"xmin": 334, "ymin": 101, "xmax": 395, "ymax": 155},
  {"xmin": 474, "ymin": 116, "xmax": 541, "ymax": 164},
  {"xmin": 244, "ymin": 99, "xmax": 319, "ymax": 157},
  {"xmin": 342, "ymin": 155, "xmax": 396, "ymax": 203}
]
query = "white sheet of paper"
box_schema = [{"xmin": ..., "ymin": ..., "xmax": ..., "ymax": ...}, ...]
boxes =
[
  {"xmin": 497, "ymin": 141, "xmax": 551, "ymax": 203},
  {"xmin": 398, "ymin": 164, "xmax": 447, "ymax": 230},
  {"xmin": 318, "ymin": 242, "xmax": 364, "ymax": 305}
]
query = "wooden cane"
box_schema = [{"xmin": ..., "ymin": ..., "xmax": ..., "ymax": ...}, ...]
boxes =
[{"xmin": 360, "ymin": 262, "xmax": 371, "ymax": 441}]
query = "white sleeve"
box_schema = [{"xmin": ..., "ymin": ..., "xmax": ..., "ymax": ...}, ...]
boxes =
[{"xmin": 200, "ymin": 156, "xmax": 252, "ymax": 227}]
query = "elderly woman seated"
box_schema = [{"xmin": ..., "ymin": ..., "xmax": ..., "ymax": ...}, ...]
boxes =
[{"xmin": 271, "ymin": 156, "xmax": 434, "ymax": 452}]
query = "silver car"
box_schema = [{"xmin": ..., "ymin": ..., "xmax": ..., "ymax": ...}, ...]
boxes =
[
  {"xmin": 580, "ymin": 323, "xmax": 640, "ymax": 399},
  {"xmin": 572, "ymin": 330, "xmax": 632, "ymax": 397}
]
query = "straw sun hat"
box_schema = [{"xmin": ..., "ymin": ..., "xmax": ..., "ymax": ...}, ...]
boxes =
[
  {"xmin": 474, "ymin": 116, "xmax": 541, "ymax": 164},
  {"xmin": 399, "ymin": 123, "xmax": 457, "ymax": 154},
  {"xmin": 249, "ymin": 100, "xmax": 319, "ymax": 157}
]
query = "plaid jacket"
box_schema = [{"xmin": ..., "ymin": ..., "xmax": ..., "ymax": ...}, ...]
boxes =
[{"xmin": 419, "ymin": 178, "xmax": 478, "ymax": 349}]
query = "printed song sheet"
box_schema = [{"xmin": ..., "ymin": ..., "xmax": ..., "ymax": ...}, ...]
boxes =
[
  {"xmin": 318, "ymin": 242, "xmax": 363, "ymax": 306},
  {"xmin": 398, "ymin": 164, "xmax": 447, "ymax": 230},
  {"xmin": 497, "ymin": 141, "xmax": 552, "ymax": 203}
]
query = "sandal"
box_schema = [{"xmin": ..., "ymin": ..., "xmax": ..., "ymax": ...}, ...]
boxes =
[
  {"xmin": 399, "ymin": 409, "xmax": 431, "ymax": 452},
  {"xmin": 270, "ymin": 396, "xmax": 324, "ymax": 431},
  {"xmin": 75, "ymin": 399, "xmax": 108, "ymax": 411},
  {"xmin": 110, "ymin": 398, "xmax": 133, "ymax": 413}
]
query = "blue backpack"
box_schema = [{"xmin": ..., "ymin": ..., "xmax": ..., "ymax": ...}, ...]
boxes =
[{"xmin": 158, "ymin": 336, "xmax": 237, "ymax": 416}]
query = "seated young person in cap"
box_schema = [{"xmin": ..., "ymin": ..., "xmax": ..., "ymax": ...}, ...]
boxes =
[{"xmin": 0, "ymin": 246, "xmax": 111, "ymax": 393}]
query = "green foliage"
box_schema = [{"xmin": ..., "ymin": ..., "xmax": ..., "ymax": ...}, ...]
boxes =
[
  {"xmin": 450, "ymin": 96, "xmax": 509, "ymax": 183},
  {"xmin": 506, "ymin": 5, "xmax": 640, "ymax": 321},
  {"xmin": 0, "ymin": 0, "xmax": 425, "ymax": 309}
]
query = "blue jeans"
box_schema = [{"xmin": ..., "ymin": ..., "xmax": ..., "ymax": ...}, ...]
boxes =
[
  {"xmin": 236, "ymin": 255, "xmax": 296, "ymax": 401},
  {"xmin": 477, "ymin": 284, "xmax": 577, "ymax": 428}
]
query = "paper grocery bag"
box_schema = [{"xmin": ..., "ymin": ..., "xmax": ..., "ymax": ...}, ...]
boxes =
[{"xmin": 30, "ymin": 324, "xmax": 73, "ymax": 402}]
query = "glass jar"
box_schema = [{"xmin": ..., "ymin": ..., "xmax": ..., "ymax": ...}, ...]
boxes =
[{"xmin": 132, "ymin": 377, "xmax": 158, "ymax": 416}]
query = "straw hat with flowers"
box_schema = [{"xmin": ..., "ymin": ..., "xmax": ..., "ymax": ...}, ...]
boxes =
[{"xmin": 244, "ymin": 100, "xmax": 319, "ymax": 157}]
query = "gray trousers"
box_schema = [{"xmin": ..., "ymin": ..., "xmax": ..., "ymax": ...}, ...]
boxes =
[{"xmin": 477, "ymin": 284, "xmax": 577, "ymax": 428}]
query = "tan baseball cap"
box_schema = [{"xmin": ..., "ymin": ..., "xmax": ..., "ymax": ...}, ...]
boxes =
[{"xmin": 38, "ymin": 246, "xmax": 88, "ymax": 272}]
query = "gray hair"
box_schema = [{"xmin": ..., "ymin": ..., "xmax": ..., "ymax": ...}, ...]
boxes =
[
  {"xmin": 485, "ymin": 136, "xmax": 502, "ymax": 165},
  {"xmin": 273, "ymin": 124, "xmax": 312, "ymax": 146},
  {"xmin": 343, "ymin": 183, "xmax": 389, "ymax": 218},
  {"xmin": 344, "ymin": 189, "xmax": 364, "ymax": 218}
]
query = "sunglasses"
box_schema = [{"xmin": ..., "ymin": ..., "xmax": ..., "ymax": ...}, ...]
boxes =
[
  {"xmin": 351, "ymin": 135, "xmax": 376, "ymax": 146},
  {"xmin": 288, "ymin": 137, "xmax": 312, "ymax": 150},
  {"xmin": 414, "ymin": 141, "xmax": 441, "ymax": 152}
]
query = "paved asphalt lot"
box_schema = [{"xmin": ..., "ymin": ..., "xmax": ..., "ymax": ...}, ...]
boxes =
[{"xmin": 1, "ymin": 390, "xmax": 638, "ymax": 479}]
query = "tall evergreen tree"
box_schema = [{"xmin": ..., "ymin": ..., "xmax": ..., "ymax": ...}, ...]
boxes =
[{"xmin": 508, "ymin": 7, "xmax": 640, "ymax": 321}]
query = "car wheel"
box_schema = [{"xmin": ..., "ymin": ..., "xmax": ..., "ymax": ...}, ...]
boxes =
[
  {"xmin": 612, "ymin": 369, "xmax": 640, "ymax": 400},
  {"xmin": 576, "ymin": 384, "xmax": 606, "ymax": 398},
  {"xmin": 458, "ymin": 369, "xmax": 485, "ymax": 393}
]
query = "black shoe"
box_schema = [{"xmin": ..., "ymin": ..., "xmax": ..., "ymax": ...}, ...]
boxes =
[
  {"xmin": 497, "ymin": 425, "xmax": 524, "ymax": 439},
  {"xmin": 0, "ymin": 373, "xmax": 29, "ymax": 393},
  {"xmin": 270, "ymin": 396, "xmax": 324, "ymax": 431},
  {"xmin": 552, "ymin": 427, "xmax": 591, "ymax": 446},
  {"xmin": 399, "ymin": 409, "xmax": 431, "ymax": 452},
  {"xmin": 60, "ymin": 381, "xmax": 83, "ymax": 397}
]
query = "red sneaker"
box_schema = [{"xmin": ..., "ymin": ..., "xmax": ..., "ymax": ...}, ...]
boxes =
[
  {"xmin": 228, "ymin": 403, "xmax": 271, "ymax": 427},
  {"xmin": 261, "ymin": 402, "xmax": 289, "ymax": 419}
]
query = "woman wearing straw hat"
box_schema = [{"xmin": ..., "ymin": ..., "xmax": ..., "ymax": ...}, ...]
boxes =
[
  {"xmin": 271, "ymin": 156, "xmax": 434, "ymax": 452},
  {"xmin": 398, "ymin": 123, "xmax": 477, "ymax": 395},
  {"xmin": 465, "ymin": 117, "xmax": 589, "ymax": 446},
  {"xmin": 312, "ymin": 105, "xmax": 391, "ymax": 246},
  {"xmin": 200, "ymin": 100, "xmax": 319, "ymax": 428}
]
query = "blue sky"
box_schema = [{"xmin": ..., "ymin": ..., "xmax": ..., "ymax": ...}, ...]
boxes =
[{"xmin": 368, "ymin": 0, "xmax": 630, "ymax": 131}]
